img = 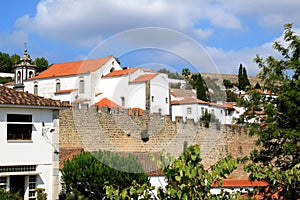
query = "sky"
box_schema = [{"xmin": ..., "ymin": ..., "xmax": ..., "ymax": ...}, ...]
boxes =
[{"xmin": 1, "ymin": 0, "xmax": 300, "ymax": 76}]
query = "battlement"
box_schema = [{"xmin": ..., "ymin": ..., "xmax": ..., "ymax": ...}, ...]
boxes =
[{"xmin": 59, "ymin": 106, "xmax": 257, "ymax": 179}]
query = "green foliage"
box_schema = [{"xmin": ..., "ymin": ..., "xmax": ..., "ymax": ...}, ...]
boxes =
[
  {"xmin": 36, "ymin": 188, "xmax": 47, "ymax": 200},
  {"xmin": 225, "ymin": 90, "xmax": 238, "ymax": 102},
  {"xmin": 0, "ymin": 52, "xmax": 14, "ymax": 73},
  {"xmin": 61, "ymin": 151, "xmax": 149, "ymax": 199},
  {"xmin": 104, "ymin": 145, "xmax": 238, "ymax": 200},
  {"xmin": 0, "ymin": 77, "xmax": 13, "ymax": 84},
  {"xmin": 157, "ymin": 145, "xmax": 238, "ymax": 200},
  {"xmin": 181, "ymin": 68, "xmax": 191, "ymax": 78},
  {"xmin": 189, "ymin": 73, "xmax": 208, "ymax": 101},
  {"xmin": 223, "ymin": 79, "xmax": 234, "ymax": 88},
  {"xmin": 0, "ymin": 188, "xmax": 22, "ymax": 200},
  {"xmin": 238, "ymin": 64, "xmax": 250, "ymax": 91},
  {"xmin": 34, "ymin": 57, "xmax": 49, "ymax": 73},
  {"xmin": 241, "ymin": 23, "xmax": 300, "ymax": 199},
  {"xmin": 200, "ymin": 109, "xmax": 211, "ymax": 127}
]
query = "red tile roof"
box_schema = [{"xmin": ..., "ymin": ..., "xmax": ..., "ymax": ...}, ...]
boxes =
[
  {"xmin": 31, "ymin": 56, "xmax": 112, "ymax": 79},
  {"xmin": 102, "ymin": 68, "xmax": 138, "ymax": 78},
  {"xmin": 130, "ymin": 73, "xmax": 158, "ymax": 83},
  {"xmin": 94, "ymin": 97, "xmax": 123, "ymax": 109},
  {"xmin": 209, "ymin": 102, "xmax": 234, "ymax": 110},
  {"xmin": 54, "ymin": 89, "xmax": 77, "ymax": 94},
  {"xmin": 212, "ymin": 179, "xmax": 268, "ymax": 188},
  {"xmin": 171, "ymin": 97, "xmax": 208, "ymax": 105},
  {"xmin": 0, "ymin": 86, "xmax": 69, "ymax": 107},
  {"xmin": 59, "ymin": 148, "xmax": 84, "ymax": 170}
]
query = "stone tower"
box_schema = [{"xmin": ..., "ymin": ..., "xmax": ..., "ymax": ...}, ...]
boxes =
[{"xmin": 13, "ymin": 47, "xmax": 36, "ymax": 91}]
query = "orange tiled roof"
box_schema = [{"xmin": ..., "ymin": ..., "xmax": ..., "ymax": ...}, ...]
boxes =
[
  {"xmin": 31, "ymin": 56, "xmax": 112, "ymax": 79},
  {"xmin": 102, "ymin": 68, "xmax": 138, "ymax": 78},
  {"xmin": 54, "ymin": 89, "xmax": 77, "ymax": 94},
  {"xmin": 59, "ymin": 147, "xmax": 84, "ymax": 170},
  {"xmin": 130, "ymin": 73, "xmax": 158, "ymax": 83},
  {"xmin": 212, "ymin": 179, "xmax": 268, "ymax": 187},
  {"xmin": 171, "ymin": 97, "xmax": 208, "ymax": 105},
  {"xmin": 0, "ymin": 86, "xmax": 69, "ymax": 107},
  {"xmin": 94, "ymin": 97, "xmax": 123, "ymax": 109},
  {"xmin": 209, "ymin": 102, "xmax": 234, "ymax": 110}
]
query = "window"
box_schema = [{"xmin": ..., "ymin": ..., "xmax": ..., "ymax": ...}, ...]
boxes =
[
  {"xmin": 56, "ymin": 80, "xmax": 61, "ymax": 92},
  {"xmin": 79, "ymin": 79, "xmax": 84, "ymax": 94},
  {"xmin": 187, "ymin": 107, "xmax": 192, "ymax": 114},
  {"xmin": 0, "ymin": 177, "xmax": 7, "ymax": 190},
  {"xmin": 201, "ymin": 107, "xmax": 204, "ymax": 114},
  {"xmin": 121, "ymin": 97, "xmax": 125, "ymax": 107},
  {"xmin": 151, "ymin": 96, "xmax": 154, "ymax": 102},
  {"xmin": 7, "ymin": 114, "xmax": 32, "ymax": 141},
  {"xmin": 165, "ymin": 97, "xmax": 168, "ymax": 104},
  {"xmin": 29, "ymin": 71, "xmax": 33, "ymax": 78},
  {"xmin": 220, "ymin": 110, "xmax": 223, "ymax": 114},
  {"xmin": 0, "ymin": 165, "xmax": 36, "ymax": 173},
  {"xmin": 34, "ymin": 85, "xmax": 38, "ymax": 95},
  {"xmin": 28, "ymin": 175, "xmax": 36, "ymax": 200}
]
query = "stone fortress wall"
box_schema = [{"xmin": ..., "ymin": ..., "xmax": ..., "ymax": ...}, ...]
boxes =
[{"xmin": 59, "ymin": 106, "xmax": 257, "ymax": 179}]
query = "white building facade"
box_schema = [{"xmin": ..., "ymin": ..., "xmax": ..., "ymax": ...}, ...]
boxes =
[
  {"xmin": 24, "ymin": 56, "xmax": 122, "ymax": 106},
  {"xmin": 0, "ymin": 86, "xmax": 68, "ymax": 200}
]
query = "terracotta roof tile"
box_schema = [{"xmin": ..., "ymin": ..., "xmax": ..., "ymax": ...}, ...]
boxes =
[
  {"xmin": 209, "ymin": 102, "xmax": 234, "ymax": 110},
  {"xmin": 171, "ymin": 97, "xmax": 208, "ymax": 105},
  {"xmin": 31, "ymin": 56, "xmax": 112, "ymax": 79},
  {"xmin": 130, "ymin": 73, "xmax": 158, "ymax": 83},
  {"xmin": 212, "ymin": 179, "xmax": 268, "ymax": 187},
  {"xmin": 0, "ymin": 86, "xmax": 70, "ymax": 107},
  {"xmin": 102, "ymin": 68, "xmax": 138, "ymax": 78},
  {"xmin": 59, "ymin": 148, "xmax": 84, "ymax": 170},
  {"xmin": 54, "ymin": 89, "xmax": 77, "ymax": 94},
  {"xmin": 171, "ymin": 89, "xmax": 196, "ymax": 99},
  {"xmin": 94, "ymin": 97, "xmax": 123, "ymax": 109}
]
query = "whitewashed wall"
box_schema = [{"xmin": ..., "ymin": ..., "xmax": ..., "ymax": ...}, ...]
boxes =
[{"xmin": 0, "ymin": 107, "xmax": 59, "ymax": 200}]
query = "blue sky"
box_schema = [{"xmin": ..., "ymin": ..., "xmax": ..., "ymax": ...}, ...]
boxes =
[{"xmin": 1, "ymin": 0, "xmax": 300, "ymax": 76}]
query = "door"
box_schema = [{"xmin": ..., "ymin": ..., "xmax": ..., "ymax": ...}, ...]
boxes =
[{"xmin": 10, "ymin": 175, "xmax": 25, "ymax": 199}]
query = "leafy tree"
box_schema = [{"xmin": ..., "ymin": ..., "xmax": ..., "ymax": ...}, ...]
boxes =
[
  {"xmin": 0, "ymin": 52, "xmax": 13, "ymax": 73},
  {"xmin": 200, "ymin": 109, "xmax": 211, "ymax": 128},
  {"xmin": 225, "ymin": 90, "xmax": 238, "ymax": 102},
  {"xmin": 181, "ymin": 68, "xmax": 191, "ymax": 78},
  {"xmin": 223, "ymin": 79, "xmax": 234, "ymax": 89},
  {"xmin": 254, "ymin": 82, "xmax": 261, "ymax": 89},
  {"xmin": 189, "ymin": 74, "xmax": 208, "ymax": 101},
  {"xmin": 105, "ymin": 145, "xmax": 238, "ymax": 200},
  {"xmin": 34, "ymin": 57, "xmax": 49, "ymax": 73},
  {"xmin": 61, "ymin": 150, "xmax": 149, "ymax": 199},
  {"xmin": 238, "ymin": 64, "xmax": 250, "ymax": 90},
  {"xmin": 241, "ymin": 23, "xmax": 300, "ymax": 199},
  {"xmin": 10, "ymin": 54, "xmax": 20, "ymax": 66},
  {"xmin": 0, "ymin": 188, "xmax": 22, "ymax": 200}
]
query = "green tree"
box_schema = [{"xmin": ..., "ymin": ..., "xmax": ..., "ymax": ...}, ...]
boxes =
[
  {"xmin": 10, "ymin": 54, "xmax": 20, "ymax": 66},
  {"xmin": 238, "ymin": 64, "xmax": 250, "ymax": 90},
  {"xmin": 0, "ymin": 188, "xmax": 22, "ymax": 200},
  {"xmin": 34, "ymin": 57, "xmax": 49, "ymax": 73},
  {"xmin": 0, "ymin": 52, "xmax": 13, "ymax": 73},
  {"xmin": 223, "ymin": 79, "xmax": 234, "ymax": 89},
  {"xmin": 241, "ymin": 23, "xmax": 300, "ymax": 199},
  {"xmin": 190, "ymin": 74, "xmax": 208, "ymax": 101},
  {"xmin": 105, "ymin": 145, "xmax": 238, "ymax": 200},
  {"xmin": 61, "ymin": 150, "xmax": 149, "ymax": 199},
  {"xmin": 181, "ymin": 68, "xmax": 191, "ymax": 78}
]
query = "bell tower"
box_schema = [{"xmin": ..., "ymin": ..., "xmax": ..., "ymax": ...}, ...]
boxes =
[{"xmin": 13, "ymin": 44, "xmax": 36, "ymax": 91}]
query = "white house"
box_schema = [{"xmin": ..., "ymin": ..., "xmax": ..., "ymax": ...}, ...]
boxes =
[
  {"xmin": 0, "ymin": 86, "xmax": 68, "ymax": 200},
  {"xmin": 99, "ymin": 68, "xmax": 170, "ymax": 115},
  {"xmin": 23, "ymin": 55, "xmax": 122, "ymax": 106}
]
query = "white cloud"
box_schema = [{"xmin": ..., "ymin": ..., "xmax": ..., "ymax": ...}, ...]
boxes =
[{"xmin": 15, "ymin": 0, "xmax": 245, "ymax": 48}]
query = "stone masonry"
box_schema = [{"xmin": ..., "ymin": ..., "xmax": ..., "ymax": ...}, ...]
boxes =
[{"xmin": 59, "ymin": 106, "xmax": 258, "ymax": 179}]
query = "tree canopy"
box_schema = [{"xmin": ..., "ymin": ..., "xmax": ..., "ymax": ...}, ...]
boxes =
[
  {"xmin": 238, "ymin": 64, "xmax": 250, "ymax": 90},
  {"xmin": 61, "ymin": 150, "xmax": 149, "ymax": 199},
  {"xmin": 241, "ymin": 23, "xmax": 300, "ymax": 199},
  {"xmin": 189, "ymin": 73, "xmax": 208, "ymax": 101}
]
